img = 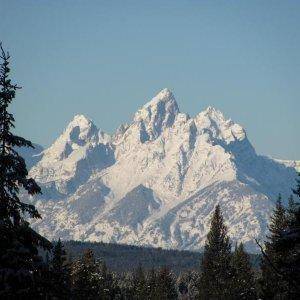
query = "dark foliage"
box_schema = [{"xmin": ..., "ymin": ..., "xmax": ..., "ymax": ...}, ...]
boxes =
[
  {"xmin": 260, "ymin": 195, "xmax": 289, "ymax": 298},
  {"xmin": 63, "ymin": 240, "xmax": 204, "ymax": 274},
  {"xmin": 258, "ymin": 175, "xmax": 300, "ymax": 299},
  {"xmin": 0, "ymin": 43, "xmax": 51, "ymax": 298},
  {"xmin": 231, "ymin": 243, "xmax": 256, "ymax": 299},
  {"xmin": 199, "ymin": 204, "xmax": 234, "ymax": 299},
  {"xmin": 49, "ymin": 239, "xmax": 70, "ymax": 298},
  {"xmin": 271, "ymin": 175, "xmax": 300, "ymax": 298}
]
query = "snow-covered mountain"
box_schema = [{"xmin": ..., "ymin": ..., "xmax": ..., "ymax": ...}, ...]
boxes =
[{"xmin": 25, "ymin": 89, "xmax": 298, "ymax": 252}]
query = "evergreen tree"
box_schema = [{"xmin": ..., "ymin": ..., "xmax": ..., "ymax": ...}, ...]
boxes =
[
  {"xmin": 146, "ymin": 267, "xmax": 159, "ymax": 300},
  {"xmin": 268, "ymin": 195, "xmax": 288, "ymax": 241},
  {"xmin": 133, "ymin": 263, "xmax": 147, "ymax": 299},
  {"xmin": 260, "ymin": 195, "xmax": 289, "ymax": 298},
  {"xmin": 288, "ymin": 195, "xmax": 295, "ymax": 212},
  {"xmin": 292, "ymin": 173, "xmax": 300, "ymax": 198},
  {"xmin": 177, "ymin": 272, "xmax": 189, "ymax": 299},
  {"xmin": 50, "ymin": 238, "xmax": 70, "ymax": 298},
  {"xmin": 0, "ymin": 43, "xmax": 51, "ymax": 298},
  {"xmin": 231, "ymin": 243, "xmax": 256, "ymax": 299},
  {"xmin": 97, "ymin": 261, "xmax": 115, "ymax": 299},
  {"xmin": 117, "ymin": 271, "xmax": 135, "ymax": 299},
  {"xmin": 177, "ymin": 270, "xmax": 200, "ymax": 299},
  {"xmin": 71, "ymin": 249, "xmax": 116, "ymax": 299},
  {"xmin": 156, "ymin": 266, "xmax": 177, "ymax": 300},
  {"xmin": 271, "ymin": 174, "xmax": 300, "ymax": 298},
  {"xmin": 199, "ymin": 204, "xmax": 233, "ymax": 299},
  {"xmin": 71, "ymin": 249, "xmax": 99, "ymax": 299}
]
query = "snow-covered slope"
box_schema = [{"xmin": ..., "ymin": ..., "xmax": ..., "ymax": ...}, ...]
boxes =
[
  {"xmin": 30, "ymin": 114, "xmax": 114, "ymax": 198},
  {"xmin": 274, "ymin": 159, "xmax": 300, "ymax": 172},
  {"xmin": 25, "ymin": 89, "xmax": 298, "ymax": 252}
]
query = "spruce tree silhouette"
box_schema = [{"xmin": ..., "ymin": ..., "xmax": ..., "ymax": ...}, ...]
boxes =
[
  {"xmin": 0, "ymin": 43, "xmax": 51, "ymax": 298},
  {"xmin": 199, "ymin": 204, "xmax": 233, "ymax": 299}
]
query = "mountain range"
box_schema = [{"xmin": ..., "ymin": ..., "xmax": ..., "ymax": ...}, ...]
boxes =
[{"xmin": 22, "ymin": 89, "xmax": 298, "ymax": 252}]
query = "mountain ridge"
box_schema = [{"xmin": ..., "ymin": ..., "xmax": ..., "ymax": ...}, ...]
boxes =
[{"xmin": 23, "ymin": 89, "xmax": 298, "ymax": 252}]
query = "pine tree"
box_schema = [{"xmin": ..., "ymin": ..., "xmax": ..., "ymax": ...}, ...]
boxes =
[
  {"xmin": 98, "ymin": 261, "xmax": 115, "ymax": 299},
  {"xmin": 50, "ymin": 238, "xmax": 70, "ymax": 298},
  {"xmin": 268, "ymin": 195, "xmax": 288, "ymax": 242},
  {"xmin": 117, "ymin": 271, "xmax": 135, "ymax": 299},
  {"xmin": 71, "ymin": 249, "xmax": 96, "ymax": 299},
  {"xmin": 177, "ymin": 270, "xmax": 200, "ymax": 299},
  {"xmin": 70, "ymin": 249, "xmax": 113, "ymax": 299},
  {"xmin": 260, "ymin": 195, "xmax": 289, "ymax": 298},
  {"xmin": 133, "ymin": 263, "xmax": 147, "ymax": 299},
  {"xmin": 292, "ymin": 173, "xmax": 300, "ymax": 198},
  {"xmin": 177, "ymin": 272, "xmax": 189, "ymax": 299},
  {"xmin": 231, "ymin": 243, "xmax": 256, "ymax": 299},
  {"xmin": 271, "ymin": 174, "xmax": 300, "ymax": 298},
  {"xmin": 156, "ymin": 266, "xmax": 177, "ymax": 300},
  {"xmin": 146, "ymin": 267, "xmax": 159, "ymax": 300},
  {"xmin": 0, "ymin": 43, "xmax": 51, "ymax": 297},
  {"xmin": 199, "ymin": 204, "xmax": 233, "ymax": 299},
  {"xmin": 287, "ymin": 195, "xmax": 296, "ymax": 223}
]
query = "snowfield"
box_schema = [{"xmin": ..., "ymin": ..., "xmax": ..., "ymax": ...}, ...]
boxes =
[{"xmin": 23, "ymin": 89, "xmax": 298, "ymax": 252}]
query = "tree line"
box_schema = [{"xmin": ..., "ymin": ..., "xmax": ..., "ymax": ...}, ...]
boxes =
[
  {"xmin": 62, "ymin": 240, "xmax": 205, "ymax": 274},
  {"xmin": 0, "ymin": 44, "xmax": 299, "ymax": 299}
]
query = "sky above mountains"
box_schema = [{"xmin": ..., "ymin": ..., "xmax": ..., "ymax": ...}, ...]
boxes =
[{"xmin": 1, "ymin": 0, "xmax": 299, "ymax": 159}]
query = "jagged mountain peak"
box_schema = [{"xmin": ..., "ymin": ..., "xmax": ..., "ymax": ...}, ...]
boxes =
[
  {"xmin": 203, "ymin": 105, "xmax": 225, "ymax": 119},
  {"xmin": 29, "ymin": 114, "xmax": 112, "ymax": 190},
  {"xmin": 143, "ymin": 88, "xmax": 177, "ymax": 108},
  {"xmin": 37, "ymin": 114, "xmax": 99, "ymax": 162},
  {"xmin": 70, "ymin": 113, "xmax": 91, "ymax": 123},
  {"xmin": 132, "ymin": 89, "xmax": 180, "ymax": 141},
  {"xmin": 196, "ymin": 106, "xmax": 227, "ymax": 126},
  {"xmin": 64, "ymin": 114, "xmax": 98, "ymax": 143},
  {"xmin": 194, "ymin": 106, "xmax": 246, "ymax": 144},
  {"xmin": 67, "ymin": 114, "xmax": 94, "ymax": 131},
  {"xmin": 134, "ymin": 88, "xmax": 179, "ymax": 119}
]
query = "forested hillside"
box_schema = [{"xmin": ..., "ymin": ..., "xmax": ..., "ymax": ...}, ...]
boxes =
[
  {"xmin": 63, "ymin": 241, "xmax": 261, "ymax": 273},
  {"xmin": 64, "ymin": 241, "xmax": 200, "ymax": 273}
]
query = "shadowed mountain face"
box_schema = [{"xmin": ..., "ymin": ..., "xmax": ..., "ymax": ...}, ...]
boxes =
[
  {"xmin": 107, "ymin": 185, "xmax": 161, "ymax": 229},
  {"xmin": 24, "ymin": 89, "xmax": 298, "ymax": 252}
]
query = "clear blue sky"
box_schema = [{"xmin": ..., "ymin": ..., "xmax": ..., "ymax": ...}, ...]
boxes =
[{"xmin": 0, "ymin": 0, "xmax": 299, "ymax": 159}]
